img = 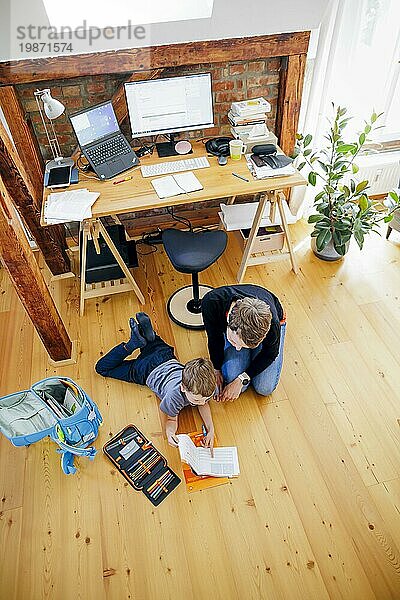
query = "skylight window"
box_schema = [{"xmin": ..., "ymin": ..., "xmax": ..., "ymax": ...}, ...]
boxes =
[{"xmin": 42, "ymin": 0, "xmax": 214, "ymax": 29}]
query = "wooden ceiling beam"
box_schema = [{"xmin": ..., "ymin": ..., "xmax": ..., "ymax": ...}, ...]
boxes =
[
  {"xmin": 0, "ymin": 118, "xmax": 70, "ymax": 275},
  {"xmin": 0, "ymin": 86, "xmax": 44, "ymax": 205},
  {"xmin": 0, "ymin": 176, "xmax": 72, "ymax": 362},
  {"xmin": 0, "ymin": 32, "xmax": 310, "ymax": 86}
]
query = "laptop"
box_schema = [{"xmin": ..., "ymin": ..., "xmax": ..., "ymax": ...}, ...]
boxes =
[{"xmin": 70, "ymin": 101, "xmax": 139, "ymax": 180}]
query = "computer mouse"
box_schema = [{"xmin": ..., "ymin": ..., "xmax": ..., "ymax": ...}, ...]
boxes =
[{"xmin": 218, "ymin": 155, "xmax": 228, "ymax": 166}]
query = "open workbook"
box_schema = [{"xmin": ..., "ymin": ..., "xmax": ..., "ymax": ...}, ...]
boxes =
[
  {"xmin": 151, "ymin": 171, "xmax": 203, "ymax": 199},
  {"xmin": 177, "ymin": 434, "xmax": 240, "ymax": 477}
]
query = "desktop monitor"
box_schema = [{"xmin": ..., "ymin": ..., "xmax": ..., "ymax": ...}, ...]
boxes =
[{"xmin": 125, "ymin": 73, "xmax": 214, "ymax": 157}]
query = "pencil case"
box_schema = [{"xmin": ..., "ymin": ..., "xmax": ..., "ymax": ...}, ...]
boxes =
[{"xmin": 103, "ymin": 424, "xmax": 180, "ymax": 506}]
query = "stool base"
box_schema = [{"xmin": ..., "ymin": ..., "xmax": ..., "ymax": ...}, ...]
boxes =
[{"xmin": 167, "ymin": 285, "xmax": 213, "ymax": 330}]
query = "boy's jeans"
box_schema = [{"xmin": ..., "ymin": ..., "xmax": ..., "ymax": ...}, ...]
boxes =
[
  {"xmin": 221, "ymin": 322, "xmax": 286, "ymax": 396},
  {"xmin": 95, "ymin": 335, "xmax": 176, "ymax": 385}
]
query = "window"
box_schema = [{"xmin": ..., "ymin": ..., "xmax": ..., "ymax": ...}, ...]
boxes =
[{"xmin": 326, "ymin": 0, "xmax": 400, "ymax": 142}]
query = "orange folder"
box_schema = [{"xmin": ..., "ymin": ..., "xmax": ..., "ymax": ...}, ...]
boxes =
[{"xmin": 181, "ymin": 431, "xmax": 230, "ymax": 493}]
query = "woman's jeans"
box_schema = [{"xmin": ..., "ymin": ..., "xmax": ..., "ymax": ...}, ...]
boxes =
[{"xmin": 221, "ymin": 322, "xmax": 286, "ymax": 396}]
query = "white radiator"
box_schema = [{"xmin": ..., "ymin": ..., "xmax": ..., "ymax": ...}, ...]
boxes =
[{"xmin": 355, "ymin": 152, "xmax": 400, "ymax": 196}]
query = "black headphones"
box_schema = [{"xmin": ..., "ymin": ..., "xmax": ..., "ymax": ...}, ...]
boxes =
[{"xmin": 205, "ymin": 137, "xmax": 233, "ymax": 157}]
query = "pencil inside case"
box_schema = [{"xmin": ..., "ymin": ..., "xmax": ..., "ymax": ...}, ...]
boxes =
[{"xmin": 142, "ymin": 467, "xmax": 181, "ymax": 507}]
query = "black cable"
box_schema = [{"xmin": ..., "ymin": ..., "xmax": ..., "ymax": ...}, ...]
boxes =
[
  {"xmin": 166, "ymin": 206, "xmax": 193, "ymax": 231},
  {"xmin": 136, "ymin": 239, "xmax": 157, "ymax": 255},
  {"xmin": 64, "ymin": 223, "xmax": 79, "ymax": 245}
]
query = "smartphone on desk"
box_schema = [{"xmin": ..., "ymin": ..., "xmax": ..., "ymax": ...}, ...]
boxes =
[{"xmin": 47, "ymin": 165, "xmax": 72, "ymax": 189}]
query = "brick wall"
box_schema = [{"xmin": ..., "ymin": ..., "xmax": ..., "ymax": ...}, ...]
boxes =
[{"xmin": 16, "ymin": 57, "xmax": 281, "ymax": 160}]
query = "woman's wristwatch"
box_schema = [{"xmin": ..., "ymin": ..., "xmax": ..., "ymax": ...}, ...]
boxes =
[{"xmin": 238, "ymin": 372, "xmax": 250, "ymax": 386}]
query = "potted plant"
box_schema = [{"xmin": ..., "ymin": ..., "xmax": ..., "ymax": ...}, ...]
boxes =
[{"xmin": 294, "ymin": 105, "xmax": 400, "ymax": 260}]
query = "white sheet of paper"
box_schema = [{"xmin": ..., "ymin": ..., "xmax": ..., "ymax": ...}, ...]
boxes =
[
  {"xmin": 44, "ymin": 188, "xmax": 99, "ymax": 222},
  {"xmin": 177, "ymin": 434, "xmax": 240, "ymax": 477}
]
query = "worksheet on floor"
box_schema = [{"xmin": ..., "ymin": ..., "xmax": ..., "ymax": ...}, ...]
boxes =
[{"xmin": 177, "ymin": 434, "xmax": 240, "ymax": 477}]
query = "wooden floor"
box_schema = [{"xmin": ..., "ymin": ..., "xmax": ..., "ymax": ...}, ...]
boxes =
[{"xmin": 1, "ymin": 221, "xmax": 400, "ymax": 600}]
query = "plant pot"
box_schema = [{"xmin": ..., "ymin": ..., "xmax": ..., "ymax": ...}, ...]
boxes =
[{"xmin": 311, "ymin": 237, "xmax": 349, "ymax": 261}]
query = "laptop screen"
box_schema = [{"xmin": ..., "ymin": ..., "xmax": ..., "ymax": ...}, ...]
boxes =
[{"xmin": 70, "ymin": 102, "xmax": 120, "ymax": 147}]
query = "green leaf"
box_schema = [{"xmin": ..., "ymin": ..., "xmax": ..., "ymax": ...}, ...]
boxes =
[
  {"xmin": 384, "ymin": 214, "xmax": 393, "ymax": 223},
  {"xmin": 371, "ymin": 112, "xmax": 378, "ymax": 123},
  {"xmin": 356, "ymin": 180, "xmax": 369, "ymax": 194},
  {"xmin": 337, "ymin": 144, "xmax": 355, "ymax": 153},
  {"xmin": 303, "ymin": 149, "xmax": 312, "ymax": 156},
  {"xmin": 297, "ymin": 161, "xmax": 306, "ymax": 171},
  {"xmin": 308, "ymin": 214, "xmax": 323, "ymax": 223},
  {"xmin": 364, "ymin": 124, "xmax": 371, "ymax": 134},
  {"xmin": 314, "ymin": 191, "xmax": 325, "ymax": 201},
  {"xmin": 316, "ymin": 228, "xmax": 332, "ymax": 251},
  {"xmin": 352, "ymin": 163, "xmax": 359, "ymax": 174},
  {"xmin": 304, "ymin": 134, "xmax": 312, "ymax": 147},
  {"xmin": 359, "ymin": 132, "xmax": 366, "ymax": 145},
  {"xmin": 308, "ymin": 172, "xmax": 317, "ymax": 186},
  {"xmin": 354, "ymin": 229, "xmax": 364, "ymax": 250},
  {"xmin": 389, "ymin": 191, "xmax": 399, "ymax": 203},
  {"xmin": 359, "ymin": 195, "xmax": 368, "ymax": 211}
]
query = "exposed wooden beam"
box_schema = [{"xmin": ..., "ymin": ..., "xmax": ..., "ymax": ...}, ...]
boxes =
[
  {"xmin": 276, "ymin": 53, "xmax": 308, "ymax": 156},
  {"xmin": 0, "ymin": 86, "xmax": 44, "ymax": 203},
  {"xmin": 71, "ymin": 68, "xmax": 165, "ymax": 161},
  {"xmin": 0, "ymin": 118, "xmax": 71, "ymax": 275},
  {"xmin": 0, "ymin": 176, "xmax": 72, "ymax": 362},
  {"xmin": 0, "ymin": 32, "xmax": 310, "ymax": 86}
]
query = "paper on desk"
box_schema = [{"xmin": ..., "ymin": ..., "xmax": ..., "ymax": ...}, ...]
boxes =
[
  {"xmin": 245, "ymin": 154, "xmax": 295, "ymax": 179},
  {"xmin": 177, "ymin": 434, "xmax": 240, "ymax": 477},
  {"xmin": 44, "ymin": 189, "xmax": 100, "ymax": 223}
]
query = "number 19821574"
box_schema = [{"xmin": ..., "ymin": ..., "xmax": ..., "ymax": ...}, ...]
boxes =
[{"xmin": 19, "ymin": 42, "xmax": 73, "ymax": 53}]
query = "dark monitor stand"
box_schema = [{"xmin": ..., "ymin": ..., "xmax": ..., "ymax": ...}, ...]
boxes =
[{"xmin": 155, "ymin": 134, "xmax": 193, "ymax": 158}]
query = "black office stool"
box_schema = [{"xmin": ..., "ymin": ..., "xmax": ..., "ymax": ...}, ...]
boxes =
[{"xmin": 162, "ymin": 228, "xmax": 228, "ymax": 329}]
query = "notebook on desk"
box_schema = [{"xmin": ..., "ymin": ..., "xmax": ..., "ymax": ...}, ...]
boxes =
[
  {"xmin": 151, "ymin": 171, "xmax": 203, "ymax": 199},
  {"xmin": 70, "ymin": 101, "xmax": 138, "ymax": 180}
]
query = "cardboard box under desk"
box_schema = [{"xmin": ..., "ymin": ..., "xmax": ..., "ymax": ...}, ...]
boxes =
[{"xmin": 234, "ymin": 225, "xmax": 285, "ymax": 253}]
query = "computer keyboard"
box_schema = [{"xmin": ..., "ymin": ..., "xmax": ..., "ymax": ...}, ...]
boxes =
[
  {"xmin": 141, "ymin": 156, "xmax": 210, "ymax": 178},
  {"xmin": 86, "ymin": 137, "xmax": 131, "ymax": 166}
]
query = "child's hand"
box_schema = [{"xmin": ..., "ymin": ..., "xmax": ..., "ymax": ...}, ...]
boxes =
[
  {"xmin": 167, "ymin": 433, "xmax": 179, "ymax": 447},
  {"xmin": 201, "ymin": 430, "xmax": 214, "ymax": 457}
]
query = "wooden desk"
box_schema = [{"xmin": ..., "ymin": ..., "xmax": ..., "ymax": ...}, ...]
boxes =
[{"xmin": 43, "ymin": 144, "xmax": 306, "ymax": 308}]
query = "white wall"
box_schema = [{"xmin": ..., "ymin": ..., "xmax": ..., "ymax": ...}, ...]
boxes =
[{"xmin": 1, "ymin": 0, "xmax": 330, "ymax": 62}]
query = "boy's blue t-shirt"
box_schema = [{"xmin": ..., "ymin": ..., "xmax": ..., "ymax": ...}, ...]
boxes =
[{"xmin": 146, "ymin": 359, "xmax": 191, "ymax": 417}]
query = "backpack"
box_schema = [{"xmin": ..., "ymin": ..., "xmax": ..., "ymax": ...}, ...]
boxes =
[{"xmin": 0, "ymin": 376, "xmax": 102, "ymax": 475}]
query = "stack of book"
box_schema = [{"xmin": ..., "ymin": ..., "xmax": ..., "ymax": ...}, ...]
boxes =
[
  {"xmin": 228, "ymin": 97, "xmax": 271, "ymax": 129},
  {"xmin": 228, "ymin": 97, "xmax": 277, "ymax": 151}
]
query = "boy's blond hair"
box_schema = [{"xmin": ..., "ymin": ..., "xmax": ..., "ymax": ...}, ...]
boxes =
[
  {"xmin": 182, "ymin": 358, "xmax": 216, "ymax": 397},
  {"xmin": 228, "ymin": 297, "xmax": 272, "ymax": 348}
]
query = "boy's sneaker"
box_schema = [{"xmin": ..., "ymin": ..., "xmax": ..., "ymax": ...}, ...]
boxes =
[{"xmin": 136, "ymin": 312, "xmax": 155, "ymax": 343}]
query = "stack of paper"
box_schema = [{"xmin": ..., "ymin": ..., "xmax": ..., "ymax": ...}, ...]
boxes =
[
  {"xmin": 177, "ymin": 434, "xmax": 240, "ymax": 477},
  {"xmin": 246, "ymin": 154, "xmax": 295, "ymax": 180},
  {"xmin": 44, "ymin": 189, "xmax": 100, "ymax": 224},
  {"xmin": 219, "ymin": 201, "xmax": 297, "ymax": 231}
]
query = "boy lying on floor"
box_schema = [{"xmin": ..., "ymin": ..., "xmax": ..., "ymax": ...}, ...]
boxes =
[{"xmin": 95, "ymin": 313, "xmax": 216, "ymax": 453}]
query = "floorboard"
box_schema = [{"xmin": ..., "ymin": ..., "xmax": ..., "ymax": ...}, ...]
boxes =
[{"xmin": 1, "ymin": 222, "xmax": 400, "ymax": 599}]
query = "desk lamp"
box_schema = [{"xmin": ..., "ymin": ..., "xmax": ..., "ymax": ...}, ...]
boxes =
[{"xmin": 34, "ymin": 88, "xmax": 74, "ymax": 172}]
